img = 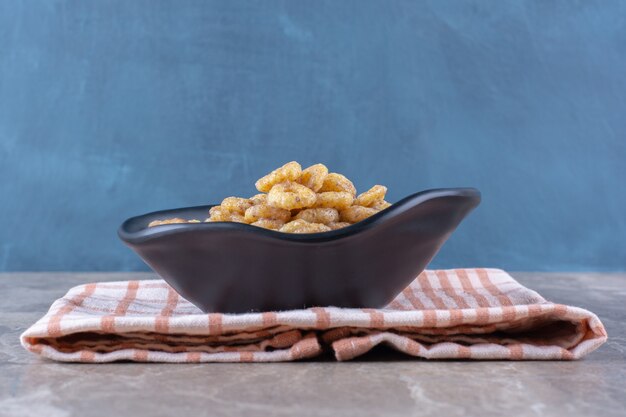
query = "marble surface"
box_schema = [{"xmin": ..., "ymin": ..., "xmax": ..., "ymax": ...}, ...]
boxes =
[{"xmin": 0, "ymin": 272, "xmax": 624, "ymax": 417}]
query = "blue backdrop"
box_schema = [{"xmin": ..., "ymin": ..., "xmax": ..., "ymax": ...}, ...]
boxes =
[{"xmin": 1, "ymin": 0, "xmax": 624, "ymax": 271}]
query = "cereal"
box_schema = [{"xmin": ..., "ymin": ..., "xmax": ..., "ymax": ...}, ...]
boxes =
[
  {"xmin": 370, "ymin": 200, "xmax": 391, "ymax": 211},
  {"xmin": 244, "ymin": 204, "xmax": 291, "ymax": 223},
  {"xmin": 327, "ymin": 221, "xmax": 352, "ymax": 230},
  {"xmin": 148, "ymin": 218, "xmax": 187, "ymax": 227},
  {"xmin": 230, "ymin": 213, "xmax": 246, "ymax": 223},
  {"xmin": 313, "ymin": 191, "xmax": 354, "ymax": 210},
  {"xmin": 319, "ymin": 173, "xmax": 356, "ymax": 196},
  {"xmin": 209, "ymin": 205, "xmax": 224, "ymax": 215},
  {"xmin": 295, "ymin": 208, "xmax": 339, "ymax": 224},
  {"xmin": 251, "ymin": 219, "xmax": 285, "ymax": 230},
  {"xmin": 355, "ymin": 185, "xmax": 387, "ymax": 207},
  {"xmin": 255, "ymin": 161, "xmax": 302, "ymax": 192},
  {"xmin": 267, "ymin": 181, "xmax": 317, "ymax": 210},
  {"xmin": 298, "ymin": 163, "xmax": 328, "ymax": 192},
  {"xmin": 220, "ymin": 197, "xmax": 252, "ymax": 214},
  {"xmin": 207, "ymin": 206, "xmax": 246, "ymax": 223},
  {"xmin": 207, "ymin": 206, "xmax": 230, "ymax": 221},
  {"xmin": 249, "ymin": 193, "xmax": 267, "ymax": 205},
  {"xmin": 279, "ymin": 219, "xmax": 331, "ymax": 234},
  {"xmin": 208, "ymin": 211, "xmax": 246, "ymax": 223},
  {"xmin": 339, "ymin": 206, "xmax": 378, "ymax": 223},
  {"xmin": 149, "ymin": 161, "xmax": 390, "ymax": 233}
]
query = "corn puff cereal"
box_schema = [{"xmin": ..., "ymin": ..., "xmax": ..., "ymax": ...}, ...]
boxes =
[{"xmin": 149, "ymin": 162, "xmax": 391, "ymax": 233}]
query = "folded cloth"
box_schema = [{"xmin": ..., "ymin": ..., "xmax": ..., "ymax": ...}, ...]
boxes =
[{"xmin": 21, "ymin": 269, "xmax": 607, "ymax": 362}]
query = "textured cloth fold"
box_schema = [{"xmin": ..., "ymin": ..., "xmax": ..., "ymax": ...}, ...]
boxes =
[{"xmin": 21, "ymin": 269, "xmax": 607, "ymax": 362}]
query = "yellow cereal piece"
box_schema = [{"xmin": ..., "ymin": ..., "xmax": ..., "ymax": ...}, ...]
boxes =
[
  {"xmin": 249, "ymin": 193, "xmax": 267, "ymax": 205},
  {"xmin": 279, "ymin": 219, "xmax": 331, "ymax": 234},
  {"xmin": 326, "ymin": 221, "xmax": 352, "ymax": 230},
  {"xmin": 221, "ymin": 197, "xmax": 253, "ymax": 214},
  {"xmin": 208, "ymin": 206, "xmax": 246, "ymax": 223},
  {"xmin": 188, "ymin": 219, "xmax": 201, "ymax": 223},
  {"xmin": 319, "ymin": 173, "xmax": 356, "ymax": 196},
  {"xmin": 250, "ymin": 219, "xmax": 285, "ymax": 230},
  {"xmin": 339, "ymin": 206, "xmax": 378, "ymax": 223},
  {"xmin": 255, "ymin": 161, "xmax": 302, "ymax": 192},
  {"xmin": 313, "ymin": 191, "xmax": 354, "ymax": 210},
  {"xmin": 229, "ymin": 213, "xmax": 247, "ymax": 223},
  {"xmin": 148, "ymin": 218, "xmax": 187, "ymax": 227},
  {"xmin": 370, "ymin": 200, "xmax": 391, "ymax": 211},
  {"xmin": 298, "ymin": 163, "xmax": 328, "ymax": 192},
  {"xmin": 213, "ymin": 213, "xmax": 246, "ymax": 223},
  {"xmin": 267, "ymin": 181, "xmax": 317, "ymax": 210},
  {"xmin": 244, "ymin": 204, "xmax": 291, "ymax": 223},
  {"xmin": 355, "ymin": 185, "xmax": 387, "ymax": 207},
  {"xmin": 295, "ymin": 207, "xmax": 339, "ymax": 224},
  {"xmin": 207, "ymin": 206, "xmax": 230, "ymax": 221}
]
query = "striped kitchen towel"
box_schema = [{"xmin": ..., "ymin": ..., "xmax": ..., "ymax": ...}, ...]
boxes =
[{"xmin": 21, "ymin": 269, "xmax": 607, "ymax": 362}]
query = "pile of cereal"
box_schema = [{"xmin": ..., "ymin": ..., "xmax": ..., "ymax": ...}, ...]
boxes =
[{"xmin": 148, "ymin": 161, "xmax": 391, "ymax": 233}]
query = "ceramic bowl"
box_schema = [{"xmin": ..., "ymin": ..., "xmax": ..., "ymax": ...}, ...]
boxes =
[{"xmin": 118, "ymin": 188, "xmax": 480, "ymax": 313}]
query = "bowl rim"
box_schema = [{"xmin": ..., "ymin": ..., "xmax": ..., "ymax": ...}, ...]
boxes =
[{"xmin": 118, "ymin": 187, "xmax": 481, "ymax": 245}]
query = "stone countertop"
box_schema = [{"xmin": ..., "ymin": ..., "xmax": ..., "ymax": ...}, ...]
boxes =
[{"xmin": 0, "ymin": 272, "xmax": 624, "ymax": 417}]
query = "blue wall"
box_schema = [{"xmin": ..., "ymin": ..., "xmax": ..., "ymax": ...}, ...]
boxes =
[{"xmin": 1, "ymin": 0, "xmax": 624, "ymax": 271}]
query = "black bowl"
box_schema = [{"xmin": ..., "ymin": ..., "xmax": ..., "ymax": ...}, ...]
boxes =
[{"xmin": 118, "ymin": 188, "xmax": 480, "ymax": 313}]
